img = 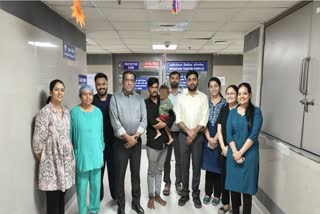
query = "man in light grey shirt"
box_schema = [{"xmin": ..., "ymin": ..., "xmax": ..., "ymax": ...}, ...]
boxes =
[
  {"xmin": 163, "ymin": 71, "xmax": 183, "ymax": 196},
  {"xmin": 109, "ymin": 71, "xmax": 147, "ymax": 214}
]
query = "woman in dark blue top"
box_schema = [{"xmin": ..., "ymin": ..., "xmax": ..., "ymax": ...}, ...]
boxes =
[
  {"xmin": 225, "ymin": 83, "xmax": 263, "ymax": 214},
  {"xmin": 216, "ymin": 85, "xmax": 238, "ymax": 214},
  {"xmin": 201, "ymin": 77, "xmax": 226, "ymax": 206}
]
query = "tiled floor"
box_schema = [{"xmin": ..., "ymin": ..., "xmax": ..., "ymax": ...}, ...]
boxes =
[{"xmin": 66, "ymin": 149, "xmax": 269, "ymax": 214}]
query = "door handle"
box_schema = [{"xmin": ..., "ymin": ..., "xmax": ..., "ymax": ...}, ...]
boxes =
[
  {"xmin": 299, "ymin": 58, "xmax": 307, "ymax": 94},
  {"xmin": 302, "ymin": 57, "xmax": 311, "ymax": 95},
  {"xmin": 299, "ymin": 98, "xmax": 314, "ymax": 112}
]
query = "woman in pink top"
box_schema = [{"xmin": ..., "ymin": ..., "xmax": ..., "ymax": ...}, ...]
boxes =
[{"xmin": 32, "ymin": 79, "xmax": 75, "ymax": 214}]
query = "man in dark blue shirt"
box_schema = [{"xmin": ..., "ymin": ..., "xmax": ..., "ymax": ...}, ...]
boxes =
[{"xmin": 92, "ymin": 72, "xmax": 115, "ymax": 201}]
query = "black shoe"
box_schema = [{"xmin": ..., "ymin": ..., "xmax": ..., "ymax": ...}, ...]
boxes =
[
  {"xmin": 117, "ymin": 207, "xmax": 125, "ymax": 214},
  {"xmin": 132, "ymin": 203, "xmax": 144, "ymax": 214},
  {"xmin": 178, "ymin": 195, "xmax": 190, "ymax": 206},
  {"xmin": 193, "ymin": 197, "xmax": 202, "ymax": 208}
]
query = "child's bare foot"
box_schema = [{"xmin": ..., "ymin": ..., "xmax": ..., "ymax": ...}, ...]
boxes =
[
  {"xmin": 154, "ymin": 133, "xmax": 161, "ymax": 140},
  {"xmin": 167, "ymin": 137, "xmax": 174, "ymax": 145}
]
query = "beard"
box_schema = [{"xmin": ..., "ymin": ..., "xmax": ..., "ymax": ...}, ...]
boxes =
[
  {"xmin": 150, "ymin": 91, "xmax": 158, "ymax": 98},
  {"xmin": 170, "ymin": 81, "xmax": 179, "ymax": 89},
  {"xmin": 97, "ymin": 88, "xmax": 107, "ymax": 96},
  {"xmin": 187, "ymin": 84, "xmax": 197, "ymax": 92}
]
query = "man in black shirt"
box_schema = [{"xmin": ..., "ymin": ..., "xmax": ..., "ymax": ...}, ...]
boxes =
[
  {"xmin": 92, "ymin": 73, "xmax": 116, "ymax": 201},
  {"xmin": 145, "ymin": 77, "xmax": 175, "ymax": 210}
]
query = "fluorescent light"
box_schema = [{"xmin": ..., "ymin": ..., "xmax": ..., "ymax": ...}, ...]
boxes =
[
  {"xmin": 152, "ymin": 45, "xmax": 177, "ymax": 50},
  {"xmin": 28, "ymin": 41, "xmax": 58, "ymax": 48}
]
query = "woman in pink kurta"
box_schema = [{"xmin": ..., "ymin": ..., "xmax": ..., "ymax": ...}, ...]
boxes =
[{"xmin": 32, "ymin": 79, "xmax": 75, "ymax": 214}]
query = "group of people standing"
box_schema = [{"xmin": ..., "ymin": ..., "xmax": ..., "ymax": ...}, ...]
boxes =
[{"xmin": 32, "ymin": 69, "xmax": 262, "ymax": 214}]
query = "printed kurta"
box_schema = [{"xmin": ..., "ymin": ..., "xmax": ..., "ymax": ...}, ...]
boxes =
[{"xmin": 32, "ymin": 102, "xmax": 75, "ymax": 191}]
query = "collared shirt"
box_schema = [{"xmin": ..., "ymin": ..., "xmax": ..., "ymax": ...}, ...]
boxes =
[
  {"xmin": 32, "ymin": 102, "xmax": 75, "ymax": 191},
  {"xmin": 109, "ymin": 90, "xmax": 147, "ymax": 138},
  {"xmin": 175, "ymin": 90, "xmax": 209, "ymax": 129},
  {"xmin": 145, "ymin": 96, "xmax": 175, "ymax": 150},
  {"xmin": 168, "ymin": 89, "xmax": 182, "ymax": 132},
  {"xmin": 93, "ymin": 94, "xmax": 114, "ymax": 144}
]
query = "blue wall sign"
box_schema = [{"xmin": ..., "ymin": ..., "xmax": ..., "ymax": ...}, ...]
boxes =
[
  {"xmin": 166, "ymin": 61, "xmax": 208, "ymax": 72},
  {"xmin": 123, "ymin": 62, "xmax": 139, "ymax": 70},
  {"xmin": 63, "ymin": 41, "xmax": 76, "ymax": 61},
  {"xmin": 135, "ymin": 77, "xmax": 148, "ymax": 90},
  {"xmin": 79, "ymin": 74, "xmax": 87, "ymax": 86}
]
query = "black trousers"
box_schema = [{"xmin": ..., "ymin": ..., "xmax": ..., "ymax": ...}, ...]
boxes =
[
  {"xmin": 100, "ymin": 140, "xmax": 116, "ymax": 200},
  {"xmin": 163, "ymin": 131, "xmax": 182, "ymax": 186},
  {"xmin": 205, "ymin": 171, "xmax": 221, "ymax": 198},
  {"xmin": 220, "ymin": 156, "xmax": 230, "ymax": 205},
  {"xmin": 179, "ymin": 132, "xmax": 204, "ymax": 198},
  {"xmin": 46, "ymin": 190, "xmax": 66, "ymax": 214},
  {"xmin": 231, "ymin": 191, "xmax": 252, "ymax": 214},
  {"xmin": 113, "ymin": 137, "xmax": 142, "ymax": 208}
]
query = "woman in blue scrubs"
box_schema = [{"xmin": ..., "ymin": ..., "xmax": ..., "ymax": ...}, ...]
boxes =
[{"xmin": 225, "ymin": 82, "xmax": 263, "ymax": 214}]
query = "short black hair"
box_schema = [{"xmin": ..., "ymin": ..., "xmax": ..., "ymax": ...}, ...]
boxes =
[
  {"xmin": 186, "ymin": 70, "xmax": 198, "ymax": 79},
  {"xmin": 169, "ymin": 71, "xmax": 180, "ymax": 78},
  {"xmin": 94, "ymin": 73, "xmax": 108, "ymax": 82},
  {"xmin": 147, "ymin": 77, "xmax": 159, "ymax": 87},
  {"xmin": 122, "ymin": 71, "xmax": 136, "ymax": 81}
]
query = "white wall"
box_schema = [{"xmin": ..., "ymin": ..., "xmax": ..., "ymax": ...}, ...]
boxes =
[
  {"xmin": 213, "ymin": 65, "xmax": 243, "ymax": 96},
  {"xmin": 0, "ymin": 9, "xmax": 86, "ymax": 213},
  {"xmin": 87, "ymin": 65, "xmax": 113, "ymax": 94}
]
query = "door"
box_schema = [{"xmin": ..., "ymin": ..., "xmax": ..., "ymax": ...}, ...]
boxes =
[
  {"xmin": 301, "ymin": 1, "xmax": 320, "ymax": 155},
  {"xmin": 261, "ymin": 3, "xmax": 313, "ymax": 147}
]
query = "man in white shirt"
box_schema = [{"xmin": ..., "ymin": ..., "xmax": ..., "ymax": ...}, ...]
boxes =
[{"xmin": 175, "ymin": 70, "xmax": 209, "ymax": 209}]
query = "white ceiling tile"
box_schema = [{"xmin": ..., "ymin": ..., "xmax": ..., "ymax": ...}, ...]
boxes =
[
  {"xmin": 212, "ymin": 32, "xmax": 244, "ymax": 40},
  {"xmin": 219, "ymin": 49, "xmax": 243, "ymax": 54},
  {"xmin": 203, "ymin": 44, "xmax": 229, "ymax": 50},
  {"xmin": 148, "ymin": 10, "xmax": 193, "ymax": 22},
  {"xmin": 127, "ymin": 44, "xmax": 152, "ymax": 49},
  {"xmin": 192, "ymin": 9, "xmax": 240, "ymax": 22},
  {"xmin": 45, "ymin": 1, "xmax": 94, "ymax": 7},
  {"xmin": 109, "ymin": 49, "xmax": 132, "ymax": 53},
  {"xmin": 187, "ymin": 22, "xmax": 223, "ymax": 31},
  {"xmin": 178, "ymin": 39, "xmax": 208, "ymax": 49},
  {"xmin": 87, "ymin": 31, "xmax": 119, "ymax": 39},
  {"xmin": 84, "ymin": 20, "xmax": 114, "ymax": 32},
  {"xmin": 87, "ymin": 49, "xmax": 110, "ymax": 54},
  {"xmin": 197, "ymin": 1, "xmax": 249, "ymax": 9},
  {"xmin": 101, "ymin": 44, "xmax": 128, "ymax": 49},
  {"xmin": 123, "ymin": 39, "xmax": 152, "ymax": 45},
  {"xmin": 118, "ymin": 31, "xmax": 151, "ymax": 39},
  {"xmin": 246, "ymin": 1, "xmax": 298, "ymax": 8},
  {"xmin": 183, "ymin": 32, "xmax": 214, "ymax": 39},
  {"xmin": 94, "ymin": 39, "xmax": 125, "ymax": 45},
  {"xmin": 220, "ymin": 22, "xmax": 259, "ymax": 32},
  {"xmin": 86, "ymin": 45, "xmax": 103, "ymax": 50},
  {"xmin": 233, "ymin": 8, "xmax": 286, "ymax": 22},
  {"xmin": 93, "ymin": 1, "xmax": 145, "ymax": 9},
  {"xmin": 100, "ymin": 8, "xmax": 148, "ymax": 22},
  {"xmin": 82, "ymin": 7, "xmax": 105, "ymax": 20},
  {"xmin": 132, "ymin": 49, "xmax": 154, "ymax": 53},
  {"xmin": 113, "ymin": 22, "xmax": 150, "ymax": 31}
]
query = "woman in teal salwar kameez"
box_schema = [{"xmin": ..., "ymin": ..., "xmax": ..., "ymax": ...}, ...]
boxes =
[{"xmin": 225, "ymin": 83, "xmax": 263, "ymax": 214}]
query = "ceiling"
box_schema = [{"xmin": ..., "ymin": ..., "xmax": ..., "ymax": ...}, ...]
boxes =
[{"xmin": 44, "ymin": 0, "xmax": 299, "ymax": 54}]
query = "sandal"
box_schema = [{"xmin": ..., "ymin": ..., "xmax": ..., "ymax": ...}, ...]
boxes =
[
  {"xmin": 162, "ymin": 185, "xmax": 170, "ymax": 196},
  {"xmin": 202, "ymin": 195, "xmax": 211, "ymax": 204},
  {"xmin": 212, "ymin": 197, "xmax": 220, "ymax": 206},
  {"xmin": 218, "ymin": 205, "xmax": 231, "ymax": 214}
]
